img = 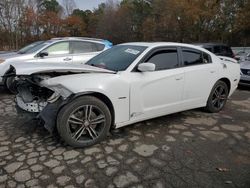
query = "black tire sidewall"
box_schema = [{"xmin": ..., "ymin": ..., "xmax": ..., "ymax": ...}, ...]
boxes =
[
  {"xmin": 206, "ymin": 81, "xmax": 229, "ymax": 113},
  {"xmin": 57, "ymin": 96, "xmax": 111, "ymax": 148}
]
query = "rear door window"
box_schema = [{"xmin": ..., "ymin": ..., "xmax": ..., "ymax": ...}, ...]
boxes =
[
  {"xmin": 71, "ymin": 41, "xmax": 94, "ymax": 53},
  {"xmin": 182, "ymin": 48, "xmax": 211, "ymax": 66}
]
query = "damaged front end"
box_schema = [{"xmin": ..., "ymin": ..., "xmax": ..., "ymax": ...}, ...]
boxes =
[
  {"xmin": 16, "ymin": 75, "xmax": 55, "ymax": 113},
  {"xmin": 9, "ymin": 62, "xmax": 115, "ymax": 133},
  {"xmin": 15, "ymin": 74, "xmax": 72, "ymax": 133}
]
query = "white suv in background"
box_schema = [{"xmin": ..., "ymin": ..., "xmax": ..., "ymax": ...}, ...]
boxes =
[{"xmin": 0, "ymin": 37, "xmax": 112, "ymax": 87}]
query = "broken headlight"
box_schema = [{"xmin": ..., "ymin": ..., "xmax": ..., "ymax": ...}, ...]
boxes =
[
  {"xmin": 46, "ymin": 85, "xmax": 72, "ymax": 99},
  {"xmin": 47, "ymin": 92, "xmax": 61, "ymax": 103}
]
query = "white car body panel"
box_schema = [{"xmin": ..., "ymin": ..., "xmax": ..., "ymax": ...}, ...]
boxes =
[
  {"xmin": 12, "ymin": 42, "xmax": 240, "ymax": 130},
  {"xmin": 181, "ymin": 63, "xmax": 219, "ymax": 108},
  {"xmin": 11, "ymin": 62, "xmax": 115, "ymax": 75},
  {"xmin": 128, "ymin": 68, "xmax": 184, "ymax": 122},
  {"xmin": 41, "ymin": 73, "xmax": 130, "ymax": 124}
]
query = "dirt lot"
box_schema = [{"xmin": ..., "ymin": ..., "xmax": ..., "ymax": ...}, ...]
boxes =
[{"xmin": 0, "ymin": 86, "xmax": 249, "ymax": 188}]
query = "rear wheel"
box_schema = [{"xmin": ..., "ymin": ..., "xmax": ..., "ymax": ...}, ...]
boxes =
[
  {"xmin": 205, "ymin": 81, "xmax": 229, "ymax": 113},
  {"xmin": 57, "ymin": 96, "xmax": 111, "ymax": 147}
]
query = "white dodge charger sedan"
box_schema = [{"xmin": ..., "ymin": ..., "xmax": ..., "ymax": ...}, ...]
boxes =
[{"xmin": 11, "ymin": 42, "xmax": 240, "ymax": 147}]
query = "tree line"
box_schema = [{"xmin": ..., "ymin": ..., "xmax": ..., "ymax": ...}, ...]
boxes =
[{"xmin": 0, "ymin": 0, "xmax": 249, "ymax": 50}]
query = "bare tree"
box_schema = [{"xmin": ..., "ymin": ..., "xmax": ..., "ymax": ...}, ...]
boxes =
[
  {"xmin": 0, "ymin": 0, "xmax": 25, "ymax": 49},
  {"xmin": 62, "ymin": 0, "xmax": 76, "ymax": 16}
]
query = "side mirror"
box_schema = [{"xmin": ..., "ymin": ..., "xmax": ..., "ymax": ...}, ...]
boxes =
[
  {"xmin": 38, "ymin": 52, "xmax": 48, "ymax": 58},
  {"xmin": 138, "ymin": 63, "xmax": 156, "ymax": 72}
]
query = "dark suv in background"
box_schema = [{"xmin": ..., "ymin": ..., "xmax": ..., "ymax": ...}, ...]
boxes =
[{"xmin": 194, "ymin": 43, "xmax": 235, "ymax": 58}]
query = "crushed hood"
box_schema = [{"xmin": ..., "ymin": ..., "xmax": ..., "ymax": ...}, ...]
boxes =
[{"xmin": 11, "ymin": 62, "xmax": 115, "ymax": 75}]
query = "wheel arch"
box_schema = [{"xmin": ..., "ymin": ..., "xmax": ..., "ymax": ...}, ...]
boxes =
[
  {"xmin": 72, "ymin": 92, "xmax": 115, "ymax": 128},
  {"xmin": 218, "ymin": 77, "xmax": 231, "ymax": 93}
]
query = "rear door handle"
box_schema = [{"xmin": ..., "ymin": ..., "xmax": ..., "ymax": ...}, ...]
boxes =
[
  {"xmin": 210, "ymin": 70, "xmax": 215, "ymax": 73},
  {"xmin": 63, "ymin": 57, "xmax": 72, "ymax": 61}
]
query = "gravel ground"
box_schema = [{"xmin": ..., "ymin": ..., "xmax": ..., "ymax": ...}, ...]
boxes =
[{"xmin": 0, "ymin": 86, "xmax": 249, "ymax": 188}]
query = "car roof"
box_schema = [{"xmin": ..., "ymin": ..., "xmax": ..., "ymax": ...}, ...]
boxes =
[
  {"xmin": 50, "ymin": 37, "xmax": 107, "ymax": 43},
  {"xmin": 119, "ymin": 42, "xmax": 208, "ymax": 50},
  {"xmin": 193, "ymin": 43, "xmax": 229, "ymax": 47}
]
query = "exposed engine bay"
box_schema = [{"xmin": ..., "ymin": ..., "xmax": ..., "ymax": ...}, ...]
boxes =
[
  {"xmin": 6, "ymin": 63, "xmax": 116, "ymax": 133},
  {"xmin": 16, "ymin": 75, "xmax": 54, "ymax": 112},
  {"xmin": 14, "ymin": 72, "xmax": 77, "ymax": 113},
  {"xmin": 13, "ymin": 73, "xmax": 74, "ymax": 133}
]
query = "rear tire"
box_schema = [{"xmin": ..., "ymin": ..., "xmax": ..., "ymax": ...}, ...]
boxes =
[
  {"xmin": 205, "ymin": 81, "xmax": 229, "ymax": 113},
  {"xmin": 57, "ymin": 96, "xmax": 111, "ymax": 148}
]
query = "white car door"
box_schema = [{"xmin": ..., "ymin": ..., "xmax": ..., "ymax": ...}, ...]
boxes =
[
  {"xmin": 180, "ymin": 47, "xmax": 219, "ymax": 109},
  {"xmin": 129, "ymin": 47, "xmax": 184, "ymax": 122},
  {"xmin": 70, "ymin": 41, "xmax": 101, "ymax": 64},
  {"xmin": 34, "ymin": 41, "xmax": 73, "ymax": 64}
]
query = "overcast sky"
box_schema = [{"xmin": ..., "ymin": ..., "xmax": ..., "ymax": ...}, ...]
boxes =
[{"xmin": 58, "ymin": 0, "xmax": 108, "ymax": 11}]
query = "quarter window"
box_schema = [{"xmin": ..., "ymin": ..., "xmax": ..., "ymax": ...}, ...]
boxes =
[
  {"xmin": 95, "ymin": 43, "xmax": 105, "ymax": 51},
  {"xmin": 182, "ymin": 48, "xmax": 211, "ymax": 66},
  {"xmin": 42, "ymin": 42, "xmax": 69, "ymax": 56},
  {"xmin": 146, "ymin": 49, "xmax": 179, "ymax": 71}
]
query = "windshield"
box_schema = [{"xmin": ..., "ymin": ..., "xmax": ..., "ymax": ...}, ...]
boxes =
[
  {"xmin": 24, "ymin": 41, "xmax": 53, "ymax": 54},
  {"xmin": 86, "ymin": 45, "xmax": 147, "ymax": 71},
  {"xmin": 18, "ymin": 41, "xmax": 44, "ymax": 54}
]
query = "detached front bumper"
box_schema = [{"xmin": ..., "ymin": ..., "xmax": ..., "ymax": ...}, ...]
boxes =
[{"xmin": 16, "ymin": 94, "xmax": 65, "ymax": 133}]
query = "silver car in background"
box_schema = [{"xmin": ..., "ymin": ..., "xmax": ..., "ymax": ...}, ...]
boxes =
[
  {"xmin": 0, "ymin": 41, "xmax": 44, "ymax": 57},
  {"xmin": 240, "ymin": 57, "xmax": 250, "ymax": 86},
  {"xmin": 0, "ymin": 37, "xmax": 112, "ymax": 87}
]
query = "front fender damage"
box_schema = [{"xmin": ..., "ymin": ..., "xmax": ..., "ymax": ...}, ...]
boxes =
[
  {"xmin": 14, "ymin": 73, "xmax": 74, "ymax": 133},
  {"xmin": 38, "ymin": 98, "xmax": 67, "ymax": 133}
]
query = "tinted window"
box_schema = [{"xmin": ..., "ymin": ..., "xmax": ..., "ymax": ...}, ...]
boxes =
[
  {"xmin": 221, "ymin": 46, "xmax": 233, "ymax": 56},
  {"xmin": 86, "ymin": 45, "xmax": 146, "ymax": 71},
  {"xmin": 182, "ymin": 48, "xmax": 205, "ymax": 66},
  {"xmin": 42, "ymin": 42, "xmax": 69, "ymax": 56},
  {"xmin": 71, "ymin": 41, "xmax": 96, "ymax": 53},
  {"xmin": 214, "ymin": 46, "xmax": 221, "ymax": 54},
  {"xmin": 146, "ymin": 49, "xmax": 179, "ymax": 70}
]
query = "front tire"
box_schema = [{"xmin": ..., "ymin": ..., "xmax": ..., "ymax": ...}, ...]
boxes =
[
  {"xmin": 57, "ymin": 96, "xmax": 111, "ymax": 147},
  {"xmin": 205, "ymin": 81, "xmax": 229, "ymax": 113}
]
